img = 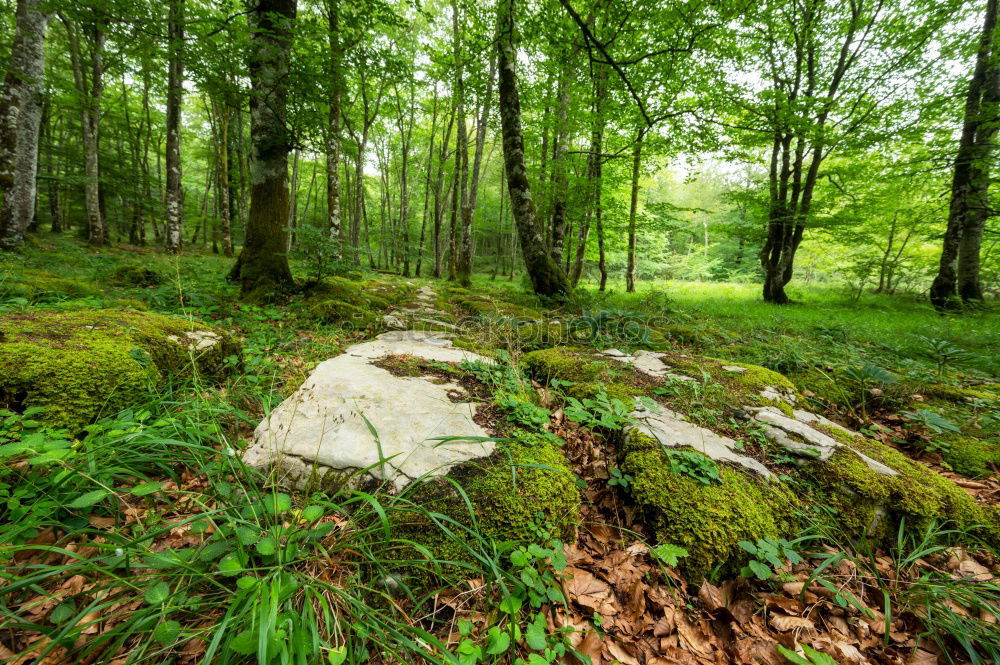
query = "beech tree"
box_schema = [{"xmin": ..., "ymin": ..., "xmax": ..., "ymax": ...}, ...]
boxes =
[
  {"xmin": 0, "ymin": 0, "xmax": 50, "ymax": 249},
  {"xmin": 227, "ymin": 0, "xmax": 297, "ymax": 296},
  {"xmin": 930, "ymin": 0, "xmax": 999, "ymax": 308}
]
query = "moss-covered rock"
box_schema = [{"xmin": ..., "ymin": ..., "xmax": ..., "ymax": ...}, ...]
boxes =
[
  {"xmin": 109, "ymin": 264, "xmax": 163, "ymax": 287},
  {"xmin": 309, "ymin": 299, "xmax": 375, "ymax": 327},
  {"xmin": 620, "ymin": 431, "xmax": 800, "ymax": 579},
  {"xmin": 0, "ymin": 309, "xmax": 239, "ymax": 433},
  {"xmin": 942, "ymin": 437, "xmax": 1000, "ymax": 478},
  {"xmin": 398, "ymin": 432, "xmax": 580, "ymax": 564},
  {"xmin": 521, "ymin": 346, "xmax": 644, "ymax": 403},
  {"xmin": 807, "ymin": 435, "xmax": 1000, "ymax": 546},
  {"xmin": 1, "ymin": 273, "xmax": 100, "ymax": 303}
]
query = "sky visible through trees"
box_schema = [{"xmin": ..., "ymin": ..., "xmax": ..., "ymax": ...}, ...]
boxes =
[{"xmin": 0, "ymin": 0, "xmax": 997, "ymax": 306}]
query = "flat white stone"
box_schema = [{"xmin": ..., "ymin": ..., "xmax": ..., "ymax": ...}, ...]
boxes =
[
  {"xmin": 168, "ymin": 330, "xmax": 221, "ymax": 352},
  {"xmin": 600, "ymin": 349, "xmax": 696, "ymax": 383},
  {"xmin": 629, "ymin": 402, "xmax": 774, "ymax": 480},
  {"xmin": 381, "ymin": 314, "xmax": 407, "ymax": 330},
  {"xmin": 242, "ymin": 330, "xmax": 495, "ymax": 491},
  {"xmin": 748, "ymin": 406, "xmax": 897, "ymax": 476},
  {"xmin": 722, "ymin": 365, "xmax": 747, "ymax": 373}
]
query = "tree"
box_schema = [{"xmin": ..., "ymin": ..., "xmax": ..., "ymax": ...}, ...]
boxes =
[
  {"xmin": 0, "ymin": 0, "xmax": 50, "ymax": 249},
  {"xmin": 164, "ymin": 0, "xmax": 184, "ymax": 253},
  {"xmin": 227, "ymin": 0, "xmax": 297, "ymax": 296},
  {"xmin": 930, "ymin": 0, "xmax": 999, "ymax": 308},
  {"xmin": 496, "ymin": 0, "xmax": 569, "ymax": 298}
]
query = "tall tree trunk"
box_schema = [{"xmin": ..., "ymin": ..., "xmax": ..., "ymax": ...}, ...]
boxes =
[
  {"xmin": 571, "ymin": 61, "xmax": 606, "ymax": 285},
  {"xmin": 325, "ymin": 0, "xmax": 342, "ymax": 258},
  {"xmin": 496, "ymin": 0, "xmax": 569, "ymax": 297},
  {"xmin": 432, "ymin": 106, "xmax": 454, "ymax": 278},
  {"xmin": 227, "ymin": 0, "xmax": 296, "ymax": 296},
  {"xmin": 416, "ymin": 84, "xmax": 439, "ymax": 277},
  {"xmin": 548, "ymin": 60, "xmax": 573, "ymax": 267},
  {"xmin": 216, "ymin": 101, "xmax": 233, "ymax": 256},
  {"xmin": 931, "ymin": 0, "xmax": 999, "ymax": 308},
  {"xmin": 0, "ymin": 0, "xmax": 49, "ymax": 248},
  {"xmin": 625, "ymin": 131, "xmax": 643, "ymax": 293},
  {"xmin": 164, "ymin": 0, "xmax": 184, "ymax": 253},
  {"xmin": 62, "ymin": 15, "xmax": 106, "ymax": 245},
  {"xmin": 458, "ymin": 55, "xmax": 496, "ymax": 286}
]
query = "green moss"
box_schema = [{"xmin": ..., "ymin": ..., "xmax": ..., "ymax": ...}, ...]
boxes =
[
  {"xmin": 907, "ymin": 382, "xmax": 998, "ymax": 405},
  {"xmin": 942, "ymin": 437, "xmax": 1000, "ymax": 478},
  {"xmin": 1, "ymin": 274, "xmax": 100, "ymax": 302},
  {"xmin": 455, "ymin": 294, "xmax": 543, "ymax": 320},
  {"xmin": 621, "ymin": 431, "xmax": 800, "ymax": 579},
  {"xmin": 662, "ymin": 353, "xmax": 801, "ymax": 408},
  {"xmin": 0, "ymin": 309, "xmax": 239, "ymax": 433},
  {"xmin": 807, "ymin": 437, "xmax": 1000, "ymax": 547},
  {"xmin": 109, "ymin": 264, "xmax": 163, "ymax": 287},
  {"xmin": 309, "ymin": 299, "xmax": 374, "ymax": 326},
  {"xmin": 400, "ymin": 432, "xmax": 580, "ymax": 563}
]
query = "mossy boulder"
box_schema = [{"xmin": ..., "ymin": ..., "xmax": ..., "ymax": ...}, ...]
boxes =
[
  {"xmin": 522, "ymin": 347, "xmax": 644, "ymax": 403},
  {"xmin": 942, "ymin": 437, "xmax": 1000, "ymax": 478},
  {"xmin": 308, "ymin": 299, "xmax": 375, "ymax": 327},
  {"xmin": 401, "ymin": 432, "xmax": 580, "ymax": 564},
  {"xmin": 806, "ymin": 434, "xmax": 1000, "ymax": 546},
  {"xmin": 1, "ymin": 273, "xmax": 100, "ymax": 303},
  {"xmin": 109, "ymin": 264, "xmax": 163, "ymax": 287},
  {"xmin": 455, "ymin": 294, "xmax": 543, "ymax": 320},
  {"xmin": 620, "ymin": 431, "xmax": 800, "ymax": 579},
  {"xmin": 0, "ymin": 309, "xmax": 240, "ymax": 433}
]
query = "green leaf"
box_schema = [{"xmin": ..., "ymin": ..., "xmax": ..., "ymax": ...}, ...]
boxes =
[
  {"xmin": 775, "ymin": 645, "xmax": 812, "ymax": 665},
  {"xmin": 747, "ymin": 560, "xmax": 773, "ymax": 581},
  {"xmin": 327, "ymin": 646, "xmax": 347, "ymax": 665},
  {"xmin": 153, "ymin": 620, "xmax": 181, "ymax": 644},
  {"xmin": 267, "ymin": 492, "xmax": 293, "ymax": 514},
  {"xmin": 457, "ymin": 619, "xmax": 474, "ymax": 636},
  {"xmin": 236, "ymin": 576, "xmax": 258, "ymax": 590},
  {"xmin": 69, "ymin": 489, "xmax": 109, "ymax": 509},
  {"xmin": 301, "ymin": 505, "xmax": 324, "ymax": 522},
  {"xmin": 650, "ymin": 543, "xmax": 689, "ymax": 567},
  {"xmin": 255, "ymin": 535, "xmax": 278, "ymax": 556},
  {"xmin": 499, "ymin": 595, "xmax": 522, "ymax": 615},
  {"xmin": 525, "ymin": 613, "xmax": 547, "ymax": 651},
  {"xmin": 485, "ymin": 627, "xmax": 511, "ymax": 655},
  {"xmin": 218, "ymin": 553, "xmax": 243, "ymax": 576},
  {"xmin": 129, "ymin": 482, "xmax": 163, "ymax": 497},
  {"xmin": 144, "ymin": 581, "xmax": 170, "ymax": 605},
  {"xmin": 50, "ymin": 602, "xmax": 75, "ymax": 624},
  {"xmin": 229, "ymin": 630, "xmax": 258, "ymax": 655}
]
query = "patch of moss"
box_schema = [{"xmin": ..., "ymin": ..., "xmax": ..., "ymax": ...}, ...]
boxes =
[
  {"xmin": 455, "ymin": 294, "xmax": 543, "ymax": 320},
  {"xmin": 109, "ymin": 264, "xmax": 163, "ymax": 287},
  {"xmin": 620, "ymin": 431, "xmax": 800, "ymax": 580},
  {"xmin": 1, "ymin": 274, "xmax": 100, "ymax": 303},
  {"xmin": 807, "ymin": 436, "xmax": 1000, "ymax": 547},
  {"xmin": 400, "ymin": 432, "xmax": 580, "ymax": 564},
  {"xmin": 661, "ymin": 352, "xmax": 800, "ymax": 410},
  {"xmin": 906, "ymin": 382, "xmax": 998, "ymax": 405},
  {"xmin": 0, "ymin": 309, "xmax": 239, "ymax": 433},
  {"xmin": 942, "ymin": 437, "xmax": 1000, "ymax": 479},
  {"xmin": 309, "ymin": 299, "xmax": 374, "ymax": 327}
]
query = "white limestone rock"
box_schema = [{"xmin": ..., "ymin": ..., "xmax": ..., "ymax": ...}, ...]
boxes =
[
  {"xmin": 600, "ymin": 349, "xmax": 696, "ymax": 383},
  {"xmin": 242, "ymin": 330, "xmax": 496, "ymax": 491},
  {"xmin": 628, "ymin": 401, "xmax": 775, "ymax": 480},
  {"xmin": 748, "ymin": 406, "xmax": 897, "ymax": 476}
]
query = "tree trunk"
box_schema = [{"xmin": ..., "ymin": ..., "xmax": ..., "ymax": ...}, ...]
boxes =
[
  {"xmin": 62, "ymin": 16, "xmax": 106, "ymax": 245},
  {"xmin": 227, "ymin": 0, "xmax": 296, "ymax": 297},
  {"xmin": 164, "ymin": 0, "xmax": 184, "ymax": 253},
  {"xmin": 325, "ymin": 0, "xmax": 342, "ymax": 258},
  {"xmin": 216, "ymin": 101, "xmax": 233, "ymax": 256},
  {"xmin": 931, "ymin": 0, "xmax": 999, "ymax": 309},
  {"xmin": 625, "ymin": 131, "xmax": 643, "ymax": 292},
  {"xmin": 496, "ymin": 0, "xmax": 569, "ymax": 298},
  {"xmin": 458, "ymin": 55, "xmax": 496, "ymax": 286},
  {"xmin": 416, "ymin": 84, "xmax": 439, "ymax": 277},
  {"xmin": 571, "ymin": 61, "xmax": 606, "ymax": 285},
  {"xmin": 0, "ymin": 0, "xmax": 49, "ymax": 248},
  {"xmin": 548, "ymin": 60, "xmax": 572, "ymax": 267}
]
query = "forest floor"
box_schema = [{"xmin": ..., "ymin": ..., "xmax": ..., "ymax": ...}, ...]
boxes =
[{"xmin": 1, "ymin": 235, "xmax": 998, "ymax": 665}]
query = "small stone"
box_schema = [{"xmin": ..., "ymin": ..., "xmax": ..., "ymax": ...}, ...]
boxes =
[
  {"xmin": 381, "ymin": 314, "xmax": 407, "ymax": 330},
  {"xmin": 722, "ymin": 365, "xmax": 747, "ymax": 373}
]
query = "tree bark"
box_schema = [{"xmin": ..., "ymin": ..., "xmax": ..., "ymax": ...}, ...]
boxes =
[
  {"xmin": 325, "ymin": 0, "xmax": 342, "ymax": 258},
  {"xmin": 227, "ymin": 0, "xmax": 296, "ymax": 296},
  {"xmin": 571, "ymin": 59, "xmax": 606, "ymax": 286},
  {"xmin": 0, "ymin": 0, "xmax": 49, "ymax": 248},
  {"xmin": 496, "ymin": 0, "xmax": 569, "ymax": 297},
  {"xmin": 548, "ymin": 59, "xmax": 573, "ymax": 267},
  {"xmin": 625, "ymin": 131, "xmax": 643, "ymax": 292},
  {"xmin": 458, "ymin": 54, "xmax": 496, "ymax": 286},
  {"xmin": 164, "ymin": 0, "xmax": 184, "ymax": 253}
]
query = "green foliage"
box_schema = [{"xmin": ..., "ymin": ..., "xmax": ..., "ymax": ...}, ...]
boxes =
[
  {"xmin": 562, "ymin": 390, "xmax": 633, "ymax": 430},
  {"xmin": 662, "ymin": 448, "xmax": 720, "ymax": 485},
  {"xmin": 737, "ymin": 537, "xmax": 805, "ymax": 581}
]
